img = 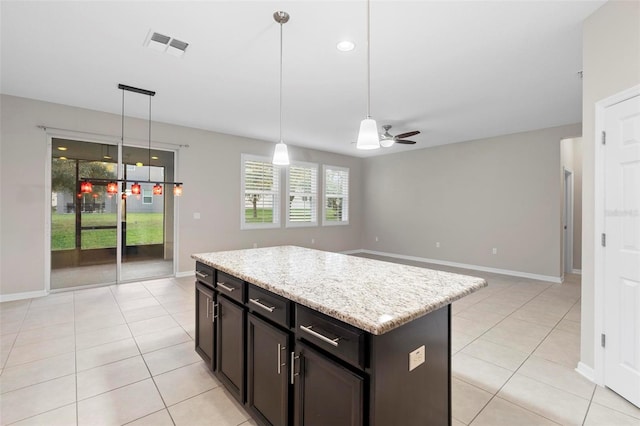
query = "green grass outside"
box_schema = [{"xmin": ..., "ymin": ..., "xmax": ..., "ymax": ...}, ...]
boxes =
[{"xmin": 52, "ymin": 213, "xmax": 164, "ymax": 250}]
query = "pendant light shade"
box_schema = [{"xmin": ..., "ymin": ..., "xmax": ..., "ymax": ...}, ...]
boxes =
[
  {"xmin": 80, "ymin": 181, "xmax": 93, "ymax": 194},
  {"xmin": 106, "ymin": 181, "xmax": 118, "ymax": 195},
  {"xmin": 272, "ymin": 11, "xmax": 291, "ymax": 165},
  {"xmin": 356, "ymin": 0, "xmax": 380, "ymax": 150},
  {"xmin": 273, "ymin": 141, "xmax": 290, "ymax": 166},
  {"xmin": 356, "ymin": 118, "xmax": 380, "ymax": 150},
  {"xmin": 152, "ymin": 183, "xmax": 163, "ymax": 196},
  {"xmin": 131, "ymin": 182, "xmax": 141, "ymax": 195},
  {"xmin": 173, "ymin": 184, "xmax": 183, "ymax": 197}
]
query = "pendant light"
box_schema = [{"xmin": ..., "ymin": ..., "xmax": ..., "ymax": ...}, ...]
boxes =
[
  {"xmin": 115, "ymin": 84, "xmax": 184, "ymax": 197},
  {"xmin": 356, "ymin": 0, "xmax": 380, "ymax": 150},
  {"xmin": 106, "ymin": 181, "xmax": 118, "ymax": 195},
  {"xmin": 80, "ymin": 180, "xmax": 93, "ymax": 194},
  {"xmin": 272, "ymin": 11, "xmax": 290, "ymax": 165}
]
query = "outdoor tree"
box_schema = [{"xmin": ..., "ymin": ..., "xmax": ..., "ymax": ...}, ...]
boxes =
[{"xmin": 51, "ymin": 159, "xmax": 116, "ymax": 196}]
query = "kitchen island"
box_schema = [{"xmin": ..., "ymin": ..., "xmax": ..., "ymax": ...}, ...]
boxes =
[{"xmin": 192, "ymin": 246, "xmax": 487, "ymax": 426}]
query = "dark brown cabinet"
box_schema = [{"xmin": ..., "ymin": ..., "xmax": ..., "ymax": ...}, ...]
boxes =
[
  {"xmin": 195, "ymin": 282, "xmax": 215, "ymax": 367},
  {"xmin": 293, "ymin": 341, "xmax": 363, "ymax": 426},
  {"xmin": 247, "ymin": 313, "xmax": 291, "ymax": 426},
  {"xmin": 195, "ymin": 262, "xmax": 216, "ymax": 369},
  {"xmin": 216, "ymin": 294, "xmax": 245, "ymax": 403},
  {"xmin": 194, "ymin": 264, "xmax": 452, "ymax": 426}
]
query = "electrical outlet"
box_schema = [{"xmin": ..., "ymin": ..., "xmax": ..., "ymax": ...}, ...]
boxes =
[
  {"xmin": 436, "ymin": 242, "xmax": 440, "ymax": 248},
  {"xmin": 408, "ymin": 345, "xmax": 426, "ymax": 371},
  {"xmin": 375, "ymin": 236, "xmax": 379, "ymax": 242},
  {"xmin": 253, "ymin": 242, "xmax": 258, "ymax": 248},
  {"xmin": 193, "ymin": 212, "xmax": 200, "ymax": 220},
  {"xmin": 311, "ymin": 238, "xmax": 315, "ymax": 244},
  {"xmin": 492, "ymin": 247, "xmax": 497, "ymax": 255}
]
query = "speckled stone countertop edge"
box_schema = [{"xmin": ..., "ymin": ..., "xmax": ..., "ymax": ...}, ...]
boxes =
[{"xmin": 192, "ymin": 247, "xmax": 487, "ymax": 335}]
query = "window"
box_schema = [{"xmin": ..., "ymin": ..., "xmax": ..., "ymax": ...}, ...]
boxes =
[
  {"xmin": 241, "ymin": 154, "xmax": 281, "ymax": 229},
  {"xmin": 142, "ymin": 189, "xmax": 153, "ymax": 204},
  {"xmin": 323, "ymin": 165, "xmax": 349, "ymax": 225},
  {"xmin": 286, "ymin": 162, "xmax": 318, "ymax": 227}
]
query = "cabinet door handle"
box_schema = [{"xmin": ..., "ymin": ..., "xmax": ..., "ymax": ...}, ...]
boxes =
[
  {"xmin": 290, "ymin": 352, "xmax": 300, "ymax": 385},
  {"xmin": 277, "ymin": 343, "xmax": 287, "ymax": 375},
  {"xmin": 205, "ymin": 296, "xmax": 210, "ymax": 318},
  {"xmin": 213, "ymin": 303, "xmax": 219, "ymax": 320},
  {"xmin": 299, "ymin": 325, "xmax": 340, "ymax": 347},
  {"xmin": 249, "ymin": 298, "xmax": 276, "ymax": 313},
  {"xmin": 217, "ymin": 282, "xmax": 235, "ymax": 292},
  {"xmin": 195, "ymin": 271, "xmax": 208, "ymax": 279}
]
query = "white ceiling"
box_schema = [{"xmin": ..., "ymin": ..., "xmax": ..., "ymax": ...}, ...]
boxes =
[{"xmin": 1, "ymin": 1, "xmax": 605, "ymax": 157}]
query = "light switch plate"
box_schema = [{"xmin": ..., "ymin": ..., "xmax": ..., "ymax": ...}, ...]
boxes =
[{"xmin": 409, "ymin": 345, "xmax": 426, "ymax": 371}]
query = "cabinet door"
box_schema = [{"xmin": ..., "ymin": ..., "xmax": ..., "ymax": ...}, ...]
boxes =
[
  {"xmin": 247, "ymin": 314, "xmax": 290, "ymax": 426},
  {"xmin": 216, "ymin": 295, "xmax": 245, "ymax": 403},
  {"xmin": 294, "ymin": 341, "xmax": 363, "ymax": 426},
  {"xmin": 195, "ymin": 283, "xmax": 215, "ymax": 368}
]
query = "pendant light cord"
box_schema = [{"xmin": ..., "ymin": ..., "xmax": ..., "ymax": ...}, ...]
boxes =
[
  {"xmin": 148, "ymin": 95, "xmax": 152, "ymax": 182},
  {"xmin": 279, "ymin": 18, "xmax": 283, "ymax": 143},
  {"xmin": 366, "ymin": 0, "xmax": 371, "ymax": 119}
]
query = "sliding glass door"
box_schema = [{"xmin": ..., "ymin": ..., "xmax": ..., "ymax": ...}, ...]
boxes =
[{"xmin": 50, "ymin": 138, "xmax": 175, "ymax": 289}]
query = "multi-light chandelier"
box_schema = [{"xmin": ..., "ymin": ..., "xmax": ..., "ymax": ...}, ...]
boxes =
[{"xmin": 80, "ymin": 84, "xmax": 183, "ymax": 197}]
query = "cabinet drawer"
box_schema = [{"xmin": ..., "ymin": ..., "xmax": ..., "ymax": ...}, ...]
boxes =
[
  {"xmin": 247, "ymin": 285, "xmax": 291, "ymax": 329},
  {"xmin": 295, "ymin": 305, "xmax": 365, "ymax": 370},
  {"xmin": 216, "ymin": 271, "xmax": 245, "ymax": 304},
  {"xmin": 195, "ymin": 262, "xmax": 214, "ymax": 287}
]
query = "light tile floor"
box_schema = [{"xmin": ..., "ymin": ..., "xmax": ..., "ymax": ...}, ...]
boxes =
[{"xmin": 1, "ymin": 265, "xmax": 639, "ymax": 425}]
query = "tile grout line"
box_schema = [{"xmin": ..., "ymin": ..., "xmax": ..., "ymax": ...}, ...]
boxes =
[
  {"xmin": 581, "ymin": 384, "xmax": 598, "ymax": 425},
  {"xmin": 463, "ymin": 279, "xmax": 582, "ymax": 425}
]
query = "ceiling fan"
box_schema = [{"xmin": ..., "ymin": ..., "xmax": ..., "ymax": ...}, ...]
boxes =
[{"xmin": 380, "ymin": 125, "xmax": 420, "ymax": 147}]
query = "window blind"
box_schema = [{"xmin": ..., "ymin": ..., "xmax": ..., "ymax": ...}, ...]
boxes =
[
  {"xmin": 288, "ymin": 164, "xmax": 318, "ymax": 225},
  {"xmin": 324, "ymin": 166, "xmax": 349, "ymax": 224},
  {"xmin": 243, "ymin": 157, "xmax": 280, "ymax": 226}
]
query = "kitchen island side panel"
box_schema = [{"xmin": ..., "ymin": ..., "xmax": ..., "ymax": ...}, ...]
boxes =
[{"xmin": 369, "ymin": 305, "xmax": 451, "ymax": 426}]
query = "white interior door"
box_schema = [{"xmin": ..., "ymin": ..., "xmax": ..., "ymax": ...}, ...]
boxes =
[{"xmin": 603, "ymin": 94, "xmax": 640, "ymax": 407}]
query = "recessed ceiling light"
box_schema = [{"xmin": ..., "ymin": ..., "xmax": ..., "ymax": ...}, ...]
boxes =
[
  {"xmin": 103, "ymin": 155, "xmax": 112, "ymax": 160},
  {"xmin": 337, "ymin": 40, "xmax": 355, "ymax": 52},
  {"xmin": 57, "ymin": 146, "xmax": 68, "ymax": 151},
  {"xmin": 59, "ymin": 156, "xmax": 67, "ymax": 160},
  {"xmin": 136, "ymin": 162, "xmax": 143, "ymax": 167},
  {"xmin": 151, "ymin": 156, "xmax": 159, "ymax": 160}
]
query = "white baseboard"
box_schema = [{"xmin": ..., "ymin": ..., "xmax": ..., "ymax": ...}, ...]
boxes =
[
  {"xmin": 352, "ymin": 249, "xmax": 563, "ymax": 283},
  {"xmin": 576, "ymin": 362, "xmax": 596, "ymax": 383},
  {"xmin": 572, "ymin": 269, "xmax": 582, "ymax": 274},
  {"xmin": 0, "ymin": 290, "xmax": 49, "ymax": 302},
  {"xmin": 176, "ymin": 270, "xmax": 194, "ymax": 278}
]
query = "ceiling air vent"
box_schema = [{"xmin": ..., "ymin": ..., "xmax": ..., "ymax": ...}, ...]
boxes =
[
  {"xmin": 167, "ymin": 38, "xmax": 189, "ymax": 57},
  {"xmin": 144, "ymin": 30, "xmax": 189, "ymax": 57}
]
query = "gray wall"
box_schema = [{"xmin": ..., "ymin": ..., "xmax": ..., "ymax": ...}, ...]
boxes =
[
  {"xmin": 560, "ymin": 137, "xmax": 583, "ymax": 271},
  {"xmin": 0, "ymin": 95, "xmax": 364, "ymax": 297},
  {"xmin": 361, "ymin": 123, "xmax": 581, "ymax": 279},
  {"xmin": 581, "ymin": 0, "xmax": 640, "ymax": 370}
]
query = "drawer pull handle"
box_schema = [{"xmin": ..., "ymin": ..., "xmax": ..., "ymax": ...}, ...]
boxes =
[
  {"xmin": 217, "ymin": 282, "xmax": 235, "ymax": 292},
  {"xmin": 300, "ymin": 325, "xmax": 340, "ymax": 347},
  {"xmin": 195, "ymin": 271, "xmax": 208, "ymax": 279},
  {"xmin": 249, "ymin": 298, "xmax": 276, "ymax": 313}
]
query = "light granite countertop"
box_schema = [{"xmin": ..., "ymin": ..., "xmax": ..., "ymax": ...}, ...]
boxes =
[{"xmin": 192, "ymin": 246, "xmax": 487, "ymax": 335}]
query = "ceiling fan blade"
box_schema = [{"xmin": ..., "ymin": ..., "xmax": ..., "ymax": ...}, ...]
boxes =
[
  {"xmin": 395, "ymin": 130, "xmax": 420, "ymax": 139},
  {"xmin": 395, "ymin": 140, "xmax": 417, "ymax": 144}
]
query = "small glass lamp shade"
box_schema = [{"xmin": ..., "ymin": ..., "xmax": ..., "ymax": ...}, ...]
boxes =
[
  {"xmin": 131, "ymin": 183, "xmax": 141, "ymax": 195},
  {"xmin": 356, "ymin": 118, "xmax": 380, "ymax": 150},
  {"xmin": 80, "ymin": 181, "xmax": 93, "ymax": 193},
  {"xmin": 106, "ymin": 182, "xmax": 118, "ymax": 194},
  {"xmin": 152, "ymin": 183, "xmax": 163, "ymax": 196},
  {"xmin": 272, "ymin": 142, "xmax": 290, "ymax": 165},
  {"xmin": 173, "ymin": 184, "xmax": 183, "ymax": 197}
]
